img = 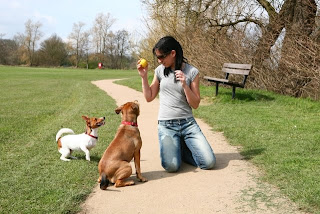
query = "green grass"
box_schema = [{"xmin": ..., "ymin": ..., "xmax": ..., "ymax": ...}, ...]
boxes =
[
  {"xmin": 198, "ymin": 86, "xmax": 320, "ymax": 213},
  {"xmin": 1, "ymin": 66, "xmax": 320, "ymax": 213},
  {"xmin": 0, "ymin": 66, "xmax": 137, "ymax": 214},
  {"xmin": 117, "ymin": 77, "xmax": 320, "ymax": 213}
]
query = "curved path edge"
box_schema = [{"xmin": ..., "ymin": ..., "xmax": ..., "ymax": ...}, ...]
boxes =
[{"xmin": 80, "ymin": 79, "xmax": 304, "ymax": 214}]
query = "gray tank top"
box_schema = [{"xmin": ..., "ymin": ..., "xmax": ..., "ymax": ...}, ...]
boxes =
[{"xmin": 155, "ymin": 63, "xmax": 199, "ymax": 120}]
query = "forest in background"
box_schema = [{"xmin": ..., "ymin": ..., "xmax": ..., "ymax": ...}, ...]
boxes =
[
  {"xmin": 0, "ymin": 13, "xmax": 139, "ymax": 69},
  {"xmin": 0, "ymin": 0, "xmax": 319, "ymax": 99}
]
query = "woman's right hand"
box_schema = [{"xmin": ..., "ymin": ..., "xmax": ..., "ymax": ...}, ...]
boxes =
[{"xmin": 137, "ymin": 59, "xmax": 148, "ymax": 78}]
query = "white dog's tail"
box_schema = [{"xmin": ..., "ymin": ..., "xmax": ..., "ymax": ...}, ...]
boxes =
[{"xmin": 56, "ymin": 128, "xmax": 75, "ymax": 142}]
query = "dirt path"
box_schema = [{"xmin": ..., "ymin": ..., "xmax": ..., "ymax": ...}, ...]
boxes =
[{"xmin": 80, "ymin": 79, "xmax": 304, "ymax": 214}]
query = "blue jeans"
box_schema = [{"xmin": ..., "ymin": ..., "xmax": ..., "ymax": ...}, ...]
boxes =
[{"xmin": 158, "ymin": 117, "xmax": 216, "ymax": 172}]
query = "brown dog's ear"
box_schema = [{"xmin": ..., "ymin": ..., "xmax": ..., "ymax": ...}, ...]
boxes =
[
  {"xmin": 115, "ymin": 105, "xmax": 123, "ymax": 114},
  {"xmin": 82, "ymin": 115, "xmax": 89, "ymax": 121},
  {"xmin": 131, "ymin": 102, "xmax": 140, "ymax": 116},
  {"xmin": 133, "ymin": 100, "xmax": 140, "ymax": 108}
]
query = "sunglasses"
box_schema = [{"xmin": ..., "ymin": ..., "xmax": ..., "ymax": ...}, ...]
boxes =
[{"xmin": 155, "ymin": 51, "xmax": 171, "ymax": 60}]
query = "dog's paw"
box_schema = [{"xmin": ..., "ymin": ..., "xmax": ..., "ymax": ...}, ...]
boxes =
[
  {"xmin": 139, "ymin": 177, "xmax": 148, "ymax": 182},
  {"xmin": 60, "ymin": 157, "xmax": 70, "ymax": 161},
  {"xmin": 115, "ymin": 179, "xmax": 135, "ymax": 187},
  {"xmin": 137, "ymin": 174, "xmax": 147, "ymax": 182},
  {"xmin": 127, "ymin": 180, "xmax": 135, "ymax": 186}
]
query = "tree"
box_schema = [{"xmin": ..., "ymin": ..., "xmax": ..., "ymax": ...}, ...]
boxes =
[
  {"xmin": 105, "ymin": 31, "xmax": 117, "ymax": 68},
  {"xmin": 0, "ymin": 38, "xmax": 19, "ymax": 65},
  {"xmin": 92, "ymin": 13, "xmax": 115, "ymax": 61},
  {"xmin": 39, "ymin": 34, "xmax": 68, "ymax": 66},
  {"xmin": 102, "ymin": 30, "xmax": 132, "ymax": 69},
  {"xmin": 115, "ymin": 30, "xmax": 130, "ymax": 69},
  {"xmin": 23, "ymin": 19, "xmax": 43, "ymax": 66},
  {"xmin": 142, "ymin": 0, "xmax": 320, "ymax": 98},
  {"xmin": 275, "ymin": 0, "xmax": 318, "ymax": 97},
  {"xmin": 252, "ymin": 1, "xmax": 317, "ymax": 63},
  {"xmin": 68, "ymin": 22, "xmax": 89, "ymax": 68}
]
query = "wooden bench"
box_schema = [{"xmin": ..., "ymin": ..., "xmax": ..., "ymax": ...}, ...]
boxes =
[{"xmin": 204, "ymin": 63, "xmax": 252, "ymax": 99}]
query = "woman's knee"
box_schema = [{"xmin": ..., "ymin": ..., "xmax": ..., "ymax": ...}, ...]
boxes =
[
  {"xmin": 161, "ymin": 159, "xmax": 180, "ymax": 172},
  {"xmin": 199, "ymin": 154, "xmax": 216, "ymax": 170}
]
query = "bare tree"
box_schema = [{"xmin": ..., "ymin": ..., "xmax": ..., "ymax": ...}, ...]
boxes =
[
  {"xmin": 23, "ymin": 19, "xmax": 43, "ymax": 66},
  {"xmin": 83, "ymin": 31, "xmax": 91, "ymax": 69},
  {"xmin": 68, "ymin": 22, "xmax": 89, "ymax": 68},
  {"xmin": 142, "ymin": 0, "xmax": 320, "ymax": 98},
  {"xmin": 105, "ymin": 31, "xmax": 117, "ymax": 68},
  {"xmin": 115, "ymin": 30, "xmax": 130, "ymax": 69},
  {"xmin": 92, "ymin": 13, "xmax": 116, "ymax": 62}
]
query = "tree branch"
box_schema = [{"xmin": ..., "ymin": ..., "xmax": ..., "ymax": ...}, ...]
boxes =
[
  {"xmin": 255, "ymin": 0, "xmax": 278, "ymax": 21},
  {"xmin": 209, "ymin": 18, "xmax": 264, "ymax": 29}
]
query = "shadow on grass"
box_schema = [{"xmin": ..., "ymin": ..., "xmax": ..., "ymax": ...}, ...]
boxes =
[
  {"xmin": 211, "ymin": 89, "xmax": 275, "ymax": 102},
  {"xmin": 70, "ymin": 154, "xmax": 101, "ymax": 162},
  {"xmin": 240, "ymin": 148, "xmax": 266, "ymax": 160},
  {"xmin": 89, "ymin": 155, "xmax": 101, "ymax": 162},
  {"xmin": 235, "ymin": 92, "xmax": 274, "ymax": 101}
]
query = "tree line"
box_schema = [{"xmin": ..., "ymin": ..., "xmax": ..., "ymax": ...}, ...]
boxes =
[
  {"xmin": 140, "ymin": 0, "xmax": 320, "ymax": 99},
  {"xmin": 0, "ymin": 13, "xmax": 138, "ymax": 69},
  {"xmin": 1, "ymin": 1, "xmax": 319, "ymax": 98}
]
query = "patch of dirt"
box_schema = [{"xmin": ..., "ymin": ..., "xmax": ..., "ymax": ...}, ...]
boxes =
[
  {"xmin": 79, "ymin": 79, "xmax": 305, "ymax": 214},
  {"xmin": 200, "ymin": 96, "xmax": 214, "ymax": 106}
]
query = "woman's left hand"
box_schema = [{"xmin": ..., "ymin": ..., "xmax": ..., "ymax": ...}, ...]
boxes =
[{"xmin": 175, "ymin": 70, "xmax": 186, "ymax": 87}]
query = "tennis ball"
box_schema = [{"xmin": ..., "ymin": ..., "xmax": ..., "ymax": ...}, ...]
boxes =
[{"xmin": 139, "ymin": 58, "xmax": 148, "ymax": 68}]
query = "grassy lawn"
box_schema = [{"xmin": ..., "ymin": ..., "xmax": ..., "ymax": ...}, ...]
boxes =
[
  {"xmin": 197, "ymin": 86, "xmax": 320, "ymax": 213},
  {"xmin": 117, "ymin": 76, "xmax": 320, "ymax": 214},
  {"xmin": 0, "ymin": 66, "xmax": 137, "ymax": 213},
  {"xmin": 1, "ymin": 66, "xmax": 320, "ymax": 213}
]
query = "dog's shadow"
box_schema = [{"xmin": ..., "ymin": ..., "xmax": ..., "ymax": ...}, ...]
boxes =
[
  {"xmin": 71, "ymin": 155, "xmax": 101, "ymax": 162},
  {"xmin": 88, "ymin": 155, "xmax": 101, "ymax": 163}
]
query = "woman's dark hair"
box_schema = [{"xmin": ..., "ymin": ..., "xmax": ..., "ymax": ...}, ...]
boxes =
[{"xmin": 152, "ymin": 36, "xmax": 187, "ymax": 76}]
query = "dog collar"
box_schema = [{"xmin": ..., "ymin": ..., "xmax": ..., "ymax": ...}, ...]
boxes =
[
  {"xmin": 121, "ymin": 121, "xmax": 138, "ymax": 127},
  {"xmin": 86, "ymin": 133, "xmax": 98, "ymax": 139}
]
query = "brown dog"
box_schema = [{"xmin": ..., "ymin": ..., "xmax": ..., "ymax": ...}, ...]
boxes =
[{"xmin": 98, "ymin": 100, "xmax": 147, "ymax": 190}]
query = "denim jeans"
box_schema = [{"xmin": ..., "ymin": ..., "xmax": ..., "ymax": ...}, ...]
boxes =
[{"xmin": 158, "ymin": 117, "xmax": 216, "ymax": 172}]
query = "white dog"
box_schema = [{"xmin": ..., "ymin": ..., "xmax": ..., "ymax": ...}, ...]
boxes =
[{"xmin": 55, "ymin": 115, "xmax": 105, "ymax": 161}]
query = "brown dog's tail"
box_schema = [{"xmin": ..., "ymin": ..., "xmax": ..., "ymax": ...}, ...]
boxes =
[{"xmin": 100, "ymin": 173, "xmax": 109, "ymax": 190}]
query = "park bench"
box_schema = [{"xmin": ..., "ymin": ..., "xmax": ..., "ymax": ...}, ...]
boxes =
[{"xmin": 204, "ymin": 63, "xmax": 252, "ymax": 99}]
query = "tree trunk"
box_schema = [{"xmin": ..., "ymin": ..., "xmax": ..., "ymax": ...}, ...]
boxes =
[
  {"xmin": 278, "ymin": 0, "xmax": 317, "ymax": 97},
  {"xmin": 253, "ymin": 0, "xmax": 296, "ymax": 70}
]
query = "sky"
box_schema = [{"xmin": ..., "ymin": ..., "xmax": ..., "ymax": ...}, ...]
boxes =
[{"xmin": 0, "ymin": 0, "xmax": 148, "ymax": 41}]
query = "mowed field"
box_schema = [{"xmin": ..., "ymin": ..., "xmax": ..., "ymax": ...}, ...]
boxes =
[
  {"xmin": 1, "ymin": 66, "xmax": 320, "ymax": 213},
  {"xmin": 0, "ymin": 66, "xmax": 138, "ymax": 213}
]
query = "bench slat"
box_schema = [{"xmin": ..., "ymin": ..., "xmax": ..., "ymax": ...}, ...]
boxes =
[
  {"xmin": 204, "ymin": 76, "xmax": 229, "ymax": 83},
  {"xmin": 223, "ymin": 63, "xmax": 252, "ymax": 70},
  {"xmin": 222, "ymin": 67, "xmax": 250, "ymax": 75}
]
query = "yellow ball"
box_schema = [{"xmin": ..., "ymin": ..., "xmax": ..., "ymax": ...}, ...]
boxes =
[{"xmin": 140, "ymin": 58, "xmax": 148, "ymax": 68}]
